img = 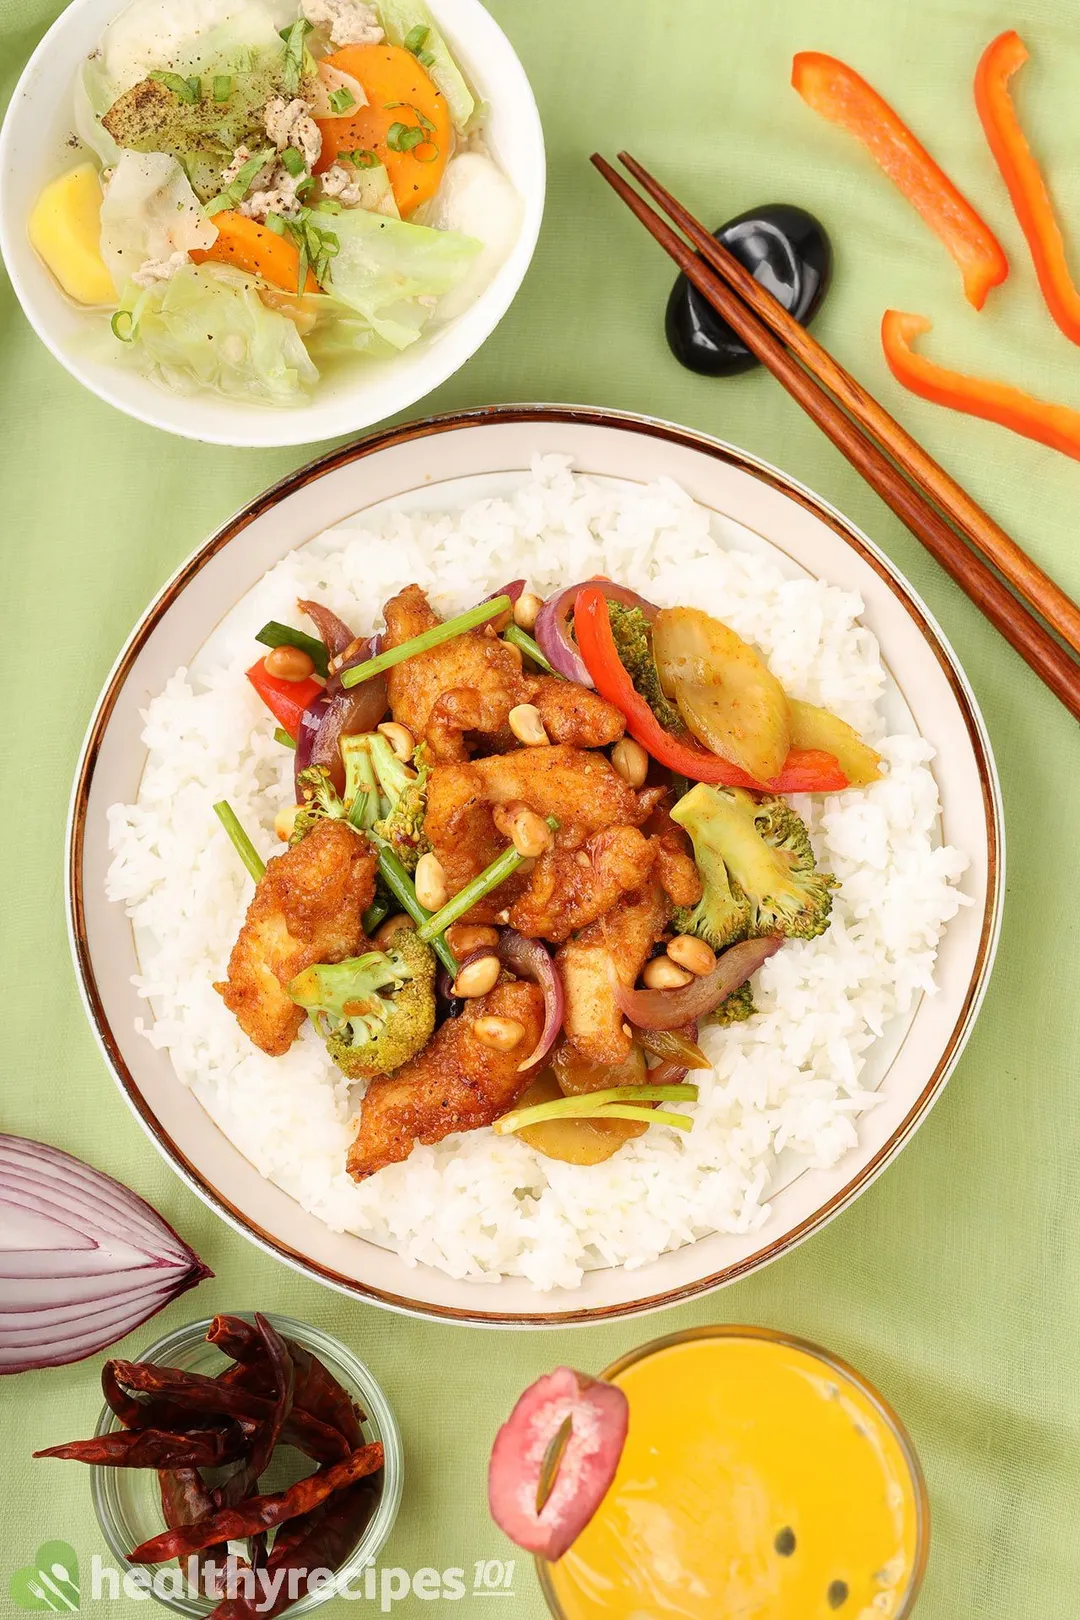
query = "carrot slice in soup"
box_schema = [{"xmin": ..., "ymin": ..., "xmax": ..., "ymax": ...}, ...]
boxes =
[
  {"xmin": 191, "ymin": 212, "xmax": 319, "ymax": 294},
  {"xmin": 315, "ymin": 43, "xmax": 452, "ymax": 215}
]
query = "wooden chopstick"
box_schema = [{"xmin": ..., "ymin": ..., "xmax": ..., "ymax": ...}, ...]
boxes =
[
  {"xmin": 590, "ymin": 153, "xmax": 1080, "ymax": 723},
  {"xmin": 617, "ymin": 150, "xmax": 1080, "ymax": 661}
]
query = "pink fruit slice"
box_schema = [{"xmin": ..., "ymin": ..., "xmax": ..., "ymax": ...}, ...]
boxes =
[{"xmin": 488, "ymin": 1367, "xmax": 629, "ymax": 1561}]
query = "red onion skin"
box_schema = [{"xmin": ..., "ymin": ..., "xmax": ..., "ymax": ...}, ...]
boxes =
[
  {"xmin": 294, "ymin": 662, "xmax": 389, "ymax": 798},
  {"xmin": 534, "ymin": 581, "xmax": 659, "ymax": 687},
  {"xmin": 643, "ymin": 1022, "xmax": 700, "ymax": 1086},
  {"xmin": 614, "ymin": 936, "xmax": 783, "ymax": 1030},
  {"xmin": 496, "ymin": 930, "xmax": 564, "ymax": 1072},
  {"xmin": 0, "ymin": 1135, "xmax": 210, "ymax": 1375}
]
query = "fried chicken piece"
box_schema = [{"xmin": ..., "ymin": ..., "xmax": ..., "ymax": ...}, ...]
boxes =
[
  {"xmin": 509, "ymin": 826, "xmax": 657, "ymax": 942},
  {"xmin": 556, "ymin": 883, "xmax": 672, "ymax": 1065},
  {"xmin": 425, "ymin": 745, "xmax": 653, "ymax": 926},
  {"xmin": 347, "ymin": 978, "xmax": 545, "ymax": 1178},
  {"xmin": 382, "ymin": 586, "xmax": 625, "ymax": 759},
  {"xmin": 215, "ymin": 820, "xmax": 377, "ymax": 1057},
  {"xmin": 653, "ymin": 830, "xmax": 703, "ymax": 908},
  {"xmin": 530, "ymin": 676, "xmax": 625, "ymax": 748},
  {"xmin": 383, "ymin": 585, "xmax": 529, "ymax": 761}
]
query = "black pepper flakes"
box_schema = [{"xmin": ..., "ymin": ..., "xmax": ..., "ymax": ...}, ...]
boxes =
[
  {"xmin": 774, "ymin": 1527, "xmax": 796, "ymax": 1557},
  {"xmin": 827, "ymin": 1579, "xmax": 849, "ymax": 1608}
]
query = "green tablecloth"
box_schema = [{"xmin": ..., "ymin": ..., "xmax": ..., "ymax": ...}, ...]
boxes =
[{"xmin": 3, "ymin": 0, "xmax": 1078, "ymax": 1614}]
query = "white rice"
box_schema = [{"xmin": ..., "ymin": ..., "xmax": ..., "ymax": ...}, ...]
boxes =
[{"xmin": 106, "ymin": 456, "xmax": 969, "ymax": 1291}]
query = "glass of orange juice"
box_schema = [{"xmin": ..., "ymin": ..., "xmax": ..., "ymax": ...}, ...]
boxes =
[{"xmin": 538, "ymin": 1324, "xmax": 929, "ymax": 1620}]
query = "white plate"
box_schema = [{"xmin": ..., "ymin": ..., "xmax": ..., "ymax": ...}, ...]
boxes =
[
  {"xmin": 67, "ymin": 406, "xmax": 1004, "ymax": 1325},
  {"xmin": 0, "ymin": 0, "xmax": 545, "ymax": 446}
]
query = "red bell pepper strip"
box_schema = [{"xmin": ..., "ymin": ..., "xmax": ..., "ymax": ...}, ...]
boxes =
[
  {"xmin": 573, "ymin": 588, "xmax": 847, "ymax": 794},
  {"xmin": 975, "ymin": 31, "xmax": 1080, "ymax": 345},
  {"xmin": 882, "ymin": 310, "xmax": 1080, "ymax": 462},
  {"xmin": 246, "ymin": 658, "xmax": 323, "ymax": 740},
  {"xmin": 792, "ymin": 51, "xmax": 1008, "ymax": 311}
]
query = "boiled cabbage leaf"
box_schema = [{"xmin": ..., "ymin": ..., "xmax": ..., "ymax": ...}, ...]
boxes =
[
  {"xmin": 116, "ymin": 263, "xmax": 318, "ymax": 404},
  {"xmin": 99, "ymin": 152, "xmax": 218, "ymax": 296},
  {"xmin": 316, "ymin": 205, "xmax": 480, "ymax": 349}
]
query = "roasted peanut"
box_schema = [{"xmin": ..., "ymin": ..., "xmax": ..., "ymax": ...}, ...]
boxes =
[
  {"xmin": 642, "ymin": 956, "xmax": 694, "ymax": 990},
  {"xmin": 493, "ymin": 800, "xmax": 554, "ymax": 859},
  {"xmin": 377, "ymin": 721, "xmax": 415, "ymax": 762},
  {"xmin": 453, "ymin": 954, "xmax": 501, "ymax": 998},
  {"xmin": 508, "ymin": 703, "xmax": 549, "ymax": 747},
  {"xmin": 264, "ymin": 645, "xmax": 315, "ymax": 682},
  {"xmin": 667, "ymin": 934, "xmax": 717, "ymax": 976},
  {"xmin": 446, "ymin": 923, "xmax": 501, "ymax": 956},
  {"xmin": 373, "ymin": 913, "xmax": 414, "ymax": 946},
  {"xmin": 611, "ymin": 736, "xmax": 649, "ymax": 788},
  {"xmin": 513, "ymin": 592, "xmax": 543, "ymax": 631},
  {"xmin": 414, "ymin": 852, "xmax": 449, "ymax": 912}
]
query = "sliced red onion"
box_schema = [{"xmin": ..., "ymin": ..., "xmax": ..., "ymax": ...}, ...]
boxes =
[
  {"xmin": 534, "ymin": 581, "xmax": 659, "ymax": 687},
  {"xmin": 497, "ymin": 931, "xmax": 564, "ymax": 1072},
  {"xmin": 297, "ymin": 599, "xmax": 356, "ymax": 658},
  {"xmin": 614, "ymin": 936, "xmax": 783, "ymax": 1030},
  {"xmin": 638, "ymin": 1022, "xmax": 704, "ymax": 1085},
  {"xmin": 488, "ymin": 1367, "xmax": 629, "ymax": 1560},
  {"xmin": 0, "ymin": 1135, "xmax": 211, "ymax": 1374},
  {"xmin": 294, "ymin": 668, "xmax": 389, "ymax": 797}
]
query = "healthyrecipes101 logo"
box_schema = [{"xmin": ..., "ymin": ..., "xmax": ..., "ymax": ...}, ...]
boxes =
[{"xmin": 9, "ymin": 1545, "xmax": 518, "ymax": 1612}]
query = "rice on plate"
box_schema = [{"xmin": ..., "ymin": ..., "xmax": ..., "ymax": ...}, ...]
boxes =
[{"xmin": 106, "ymin": 455, "xmax": 969, "ymax": 1291}]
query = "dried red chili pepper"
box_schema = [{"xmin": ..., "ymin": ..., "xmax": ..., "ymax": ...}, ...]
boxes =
[
  {"xmin": 102, "ymin": 1362, "xmax": 224, "ymax": 1434},
  {"xmin": 211, "ymin": 1485, "xmax": 379, "ymax": 1620},
  {"xmin": 159, "ymin": 1469, "xmax": 236, "ymax": 1601},
  {"xmin": 218, "ymin": 1315, "xmax": 295, "ymax": 1508},
  {"xmin": 128, "ymin": 1445, "xmax": 384, "ymax": 1565},
  {"xmin": 209, "ymin": 1315, "xmax": 364, "ymax": 1448},
  {"xmin": 34, "ymin": 1426, "xmax": 250, "ymax": 1469},
  {"xmin": 110, "ymin": 1361, "xmax": 274, "ymax": 1422}
]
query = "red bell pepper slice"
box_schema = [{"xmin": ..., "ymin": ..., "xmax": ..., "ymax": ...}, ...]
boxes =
[
  {"xmin": 792, "ymin": 51, "xmax": 1008, "ymax": 311},
  {"xmin": 573, "ymin": 588, "xmax": 847, "ymax": 794},
  {"xmin": 246, "ymin": 658, "xmax": 323, "ymax": 739},
  {"xmin": 882, "ymin": 310, "xmax": 1080, "ymax": 462},
  {"xmin": 975, "ymin": 30, "xmax": 1080, "ymax": 345}
]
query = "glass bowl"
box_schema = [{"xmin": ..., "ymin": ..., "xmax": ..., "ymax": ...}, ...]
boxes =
[
  {"xmin": 537, "ymin": 1323, "xmax": 930, "ymax": 1620},
  {"xmin": 91, "ymin": 1313, "xmax": 402, "ymax": 1617}
]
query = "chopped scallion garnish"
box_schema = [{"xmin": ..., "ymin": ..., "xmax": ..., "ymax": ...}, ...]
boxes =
[
  {"xmin": 347, "ymin": 148, "xmax": 380, "ymax": 169},
  {"xmin": 214, "ymin": 800, "xmax": 266, "ymax": 883},
  {"xmin": 280, "ymin": 146, "xmax": 306, "ymax": 177},
  {"xmin": 264, "ymin": 211, "xmax": 287, "ymax": 235},
  {"xmin": 387, "ymin": 121, "xmax": 425, "ymax": 153},
  {"xmin": 213, "ymin": 75, "xmax": 232, "ymax": 102},
  {"xmin": 340, "ymin": 596, "xmax": 513, "ymax": 687},
  {"xmin": 254, "ymin": 620, "xmax": 329, "ymax": 676},
  {"xmin": 273, "ymin": 727, "xmax": 296, "ymax": 750},
  {"xmin": 110, "ymin": 310, "xmax": 136, "ymax": 342},
  {"xmin": 328, "ymin": 87, "xmax": 356, "ymax": 115},
  {"xmin": 417, "ymin": 49, "xmax": 436, "ymax": 67},
  {"xmin": 149, "ymin": 70, "xmax": 201, "ymax": 104},
  {"xmin": 403, "ymin": 23, "xmax": 430, "ymax": 54},
  {"xmin": 504, "ymin": 623, "xmax": 556, "ymax": 675}
]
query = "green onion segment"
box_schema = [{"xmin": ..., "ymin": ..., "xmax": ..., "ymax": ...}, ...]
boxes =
[
  {"xmin": 273, "ymin": 727, "xmax": 297, "ymax": 750},
  {"xmin": 504, "ymin": 623, "xmax": 556, "ymax": 674},
  {"xmin": 214, "ymin": 800, "xmax": 266, "ymax": 883},
  {"xmin": 374, "ymin": 844, "xmax": 457, "ymax": 975},
  {"xmin": 417, "ymin": 816, "xmax": 559, "ymax": 946},
  {"xmin": 494, "ymin": 1085, "xmax": 699, "ymax": 1136},
  {"xmin": 341, "ymin": 596, "xmax": 512, "ymax": 687}
]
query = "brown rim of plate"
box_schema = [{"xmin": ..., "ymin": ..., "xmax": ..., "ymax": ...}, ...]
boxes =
[{"xmin": 66, "ymin": 403, "xmax": 1004, "ymax": 1327}]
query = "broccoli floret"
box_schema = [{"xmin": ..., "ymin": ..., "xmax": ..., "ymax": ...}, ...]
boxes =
[
  {"xmin": 291, "ymin": 765, "xmax": 348, "ymax": 843},
  {"xmin": 373, "ymin": 744, "xmax": 431, "ymax": 874},
  {"xmin": 288, "ymin": 929, "xmax": 436, "ymax": 1080},
  {"xmin": 707, "ymin": 981, "xmax": 756, "ymax": 1027},
  {"xmin": 606, "ymin": 603, "xmax": 686, "ymax": 737},
  {"xmin": 671, "ymin": 783, "xmax": 836, "ymax": 942}
]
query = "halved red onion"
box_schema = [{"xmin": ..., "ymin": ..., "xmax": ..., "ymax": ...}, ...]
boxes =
[
  {"xmin": 489, "ymin": 1367, "xmax": 629, "ymax": 1561},
  {"xmin": 0, "ymin": 1135, "xmax": 211, "ymax": 1374},
  {"xmin": 614, "ymin": 936, "xmax": 783, "ymax": 1030},
  {"xmin": 497, "ymin": 931, "xmax": 564, "ymax": 1072},
  {"xmin": 534, "ymin": 581, "xmax": 659, "ymax": 687}
]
